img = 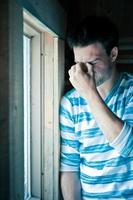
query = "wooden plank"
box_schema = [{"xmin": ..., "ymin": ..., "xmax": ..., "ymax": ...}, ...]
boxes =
[
  {"xmin": 53, "ymin": 38, "xmax": 64, "ymax": 200},
  {"xmin": 41, "ymin": 34, "xmax": 64, "ymax": 200},
  {"xmin": 31, "ymin": 32, "xmax": 41, "ymax": 197},
  {"xmin": 43, "ymin": 32, "xmax": 54, "ymax": 200}
]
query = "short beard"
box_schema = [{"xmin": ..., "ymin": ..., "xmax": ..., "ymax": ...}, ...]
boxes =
[{"xmin": 94, "ymin": 65, "xmax": 113, "ymax": 87}]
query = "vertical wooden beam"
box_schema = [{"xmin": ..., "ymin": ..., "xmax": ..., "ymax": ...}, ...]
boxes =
[
  {"xmin": 43, "ymin": 32, "xmax": 54, "ymax": 200},
  {"xmin": 42, "ymin": 34, "xmax": 64, "ymax": 200},
  {"xmin": 53, "ymin": 38, "xmax": 64, "ymax": 200}
]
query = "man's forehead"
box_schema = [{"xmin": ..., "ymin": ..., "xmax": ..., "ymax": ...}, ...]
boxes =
[
  {"xmin": 73, "ymin": 42, "xmax": 105, "ymax": 54},
  {"xmin": 73, "ymin": 42, "xmax": 106, "ymax": 62}
]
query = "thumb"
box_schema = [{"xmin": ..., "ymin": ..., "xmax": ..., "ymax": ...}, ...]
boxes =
[{"xmin": 86, "ymin": 63, "xmax": 94, "ymax": 76}]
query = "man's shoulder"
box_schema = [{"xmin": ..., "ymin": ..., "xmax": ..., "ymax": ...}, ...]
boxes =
[
  {"xmin": 64, "ymin": 88, "xmax": 79, "ymax": 99},
  {"xmin": 62, "ymin": 88, "xmax": 87, "ymax": 107},
  {"xmin": 116, "ymin": 72, "xmax": 133, "ymax": 91},
  {"xmin": 119, "ymin": 72, "xmax": 133, "ymax": 101},
  {"xmin": 121, "ymin": 72, "xmax": 133, "ymax": 84}
]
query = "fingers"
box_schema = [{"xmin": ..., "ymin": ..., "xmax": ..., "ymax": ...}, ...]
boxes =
[
  {"xmin": 68, "ymin": 64, "xmax": 81, "ymax": 78},
  {"xmin": 68, "ymin": 62, "xmax": 96, "ymax": 95},
  {"xmin": 86, "ymin": 63, "xmax": 94, "ymax": 76},
  {"xmin": 68, "ymin": 62, "xmax": 94, "ymax": 77},
  {"xmin": 80, "ymin": 63, "xmax": 88, "ymax": 73},
  {"xmin": 69, "ymin": 63, "xmax": 87, "ymax": 75},
  {"xmin": 68, "ymin": 65, "xmax": 76, "ymax": 76}
]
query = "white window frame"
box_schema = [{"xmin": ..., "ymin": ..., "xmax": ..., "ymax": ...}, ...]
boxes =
[
  {"xmin": 23, "ymin": 34, "xmax": 32, "ymax": 200},
  {"xmin": 23, "ymin": 9, "xmax": 64, "ymax": 200}
]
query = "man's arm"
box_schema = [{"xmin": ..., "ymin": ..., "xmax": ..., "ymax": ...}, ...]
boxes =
[
  {"xmin": 68, "ymin": 63, "xmax": 133, "ymax": 158},
  {"xmin": 60, "ymin": 172, "xmax": 81, "ymax": 200},
  {"xmin": 68, "ymin": 63, "xmax": 123, "ymax": 143},
  {"xmin": 85, "ymin": 89, "xmax": 124, "ymax": 142},
  {"xmin": 60, "ymin": 96, "xmax": 81, "ymax": 199}
]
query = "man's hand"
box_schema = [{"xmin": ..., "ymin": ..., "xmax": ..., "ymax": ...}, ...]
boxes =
[
  {"xmin": 68, "ymin": 62, "xmax": 124, "ymax": 143},
  {"xmin": 68, "ymin": 62, "xmax": 96, "ymax": 99}
]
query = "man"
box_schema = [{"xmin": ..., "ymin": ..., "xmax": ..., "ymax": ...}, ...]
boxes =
[{"xmin": 60, "ymin": 15, "xmax": 133, "ymax": 200}]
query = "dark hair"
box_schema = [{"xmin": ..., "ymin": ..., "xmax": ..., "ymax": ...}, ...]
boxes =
[{"xmin": 67, "ymin": 15, "xmax": 119, "ymax": 55}]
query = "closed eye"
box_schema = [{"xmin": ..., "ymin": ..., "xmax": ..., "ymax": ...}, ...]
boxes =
[{"xmin": 87, "ymin": 59, "xmax": 101, "ymax": 65}]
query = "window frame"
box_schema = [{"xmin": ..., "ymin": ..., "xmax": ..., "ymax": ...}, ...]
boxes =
[
  {"xmin": 23, "ymin": 34, "xmax": 32, "ymax": 200},
  {"xmin": 23, "ymin": 9, "xmax": 64, "ymax": 200}
]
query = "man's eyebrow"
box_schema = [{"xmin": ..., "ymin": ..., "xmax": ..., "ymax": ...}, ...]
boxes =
[{"xmin": 74, "ymin": 58, "xmax": 100, "ymax": 64}]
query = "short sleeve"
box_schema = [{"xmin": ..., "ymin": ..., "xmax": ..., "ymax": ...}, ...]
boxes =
[{"xmin": 60, "ymin": 95, "xmax": 80, "ymax": 171}]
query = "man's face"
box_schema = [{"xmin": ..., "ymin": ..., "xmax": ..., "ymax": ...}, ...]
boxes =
[{"xmin": 73, "ymin": 42, "xmax": 116, "ymax": 86}]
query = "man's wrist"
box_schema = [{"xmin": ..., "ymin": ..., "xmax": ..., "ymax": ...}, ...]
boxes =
[{"xmin": 86, "ymin": 88, "xmax": 100, "ymax": 102}]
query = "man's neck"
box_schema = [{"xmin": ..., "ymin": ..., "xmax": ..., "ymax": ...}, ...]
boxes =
[{"xmin": 97, "ymin": 68, "xmax": 120, "ymax": 100}]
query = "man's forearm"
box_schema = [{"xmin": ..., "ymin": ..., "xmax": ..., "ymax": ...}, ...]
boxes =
[
  {"xmin": 61, "ymin": 172, "xmax": 81, "ymax": 200},
  {"xmin": 68, "ymin": 62, "xmax": 124, "ymax": 143},
  {"xmin": 86, "ymin": 89, "xmax": 124, "ymax": 142}
]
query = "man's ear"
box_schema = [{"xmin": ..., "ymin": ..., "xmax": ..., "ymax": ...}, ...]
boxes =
[{"xmin": 110, "ymin": 47, "xmax": 118, "ymax": 62}]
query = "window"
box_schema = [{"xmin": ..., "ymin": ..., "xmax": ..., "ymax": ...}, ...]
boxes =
[
  {"xmin": 23, "ymin": 35, "xmax": 31, "ymax": 199},
  {"xmin": 23, "ymin": 10, "xmax": 64, "ymax": 200},
  {"xmin": 23, "ymin": 20, "xmax": 41, "ymax": 200}
]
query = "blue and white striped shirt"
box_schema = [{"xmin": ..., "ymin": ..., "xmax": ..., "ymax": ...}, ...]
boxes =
[{"xmin": 60, "ymin": 72, "xmax": 133, "ymax": 199}]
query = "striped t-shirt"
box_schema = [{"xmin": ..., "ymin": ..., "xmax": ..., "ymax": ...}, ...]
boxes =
[{"xmin": 60, "ymin": 72, "xmax": 133, "ymax": 200}]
